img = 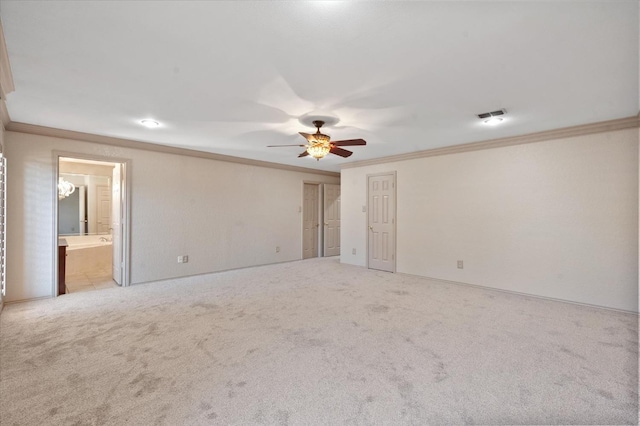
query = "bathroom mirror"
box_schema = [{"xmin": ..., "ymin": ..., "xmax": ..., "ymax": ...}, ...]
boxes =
[
  {"xmin": 59, "ymin": 180, "xmax": 86, "ymax": 235},
  {"xmin": 58, "ymin": 159, "xmax": 114, "ymax": 236}
]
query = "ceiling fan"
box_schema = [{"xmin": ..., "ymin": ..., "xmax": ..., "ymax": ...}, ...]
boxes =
[{"xmin": 267, "ymin": 120, "xmax": 366, "ymax": 160}]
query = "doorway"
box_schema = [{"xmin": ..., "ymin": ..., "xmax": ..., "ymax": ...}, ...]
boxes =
[
  {"xmin": 55, "ymin": 154, "xmax": 130, "ymax": 295},
  {"xmin": 367, "ymin": 172, "xmax": 396, "ymax": 272}
]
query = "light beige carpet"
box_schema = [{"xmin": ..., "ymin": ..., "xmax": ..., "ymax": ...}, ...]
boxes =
[{"xmin": 0, "ymin": 258, "xmax": 637, "ymax": 425}]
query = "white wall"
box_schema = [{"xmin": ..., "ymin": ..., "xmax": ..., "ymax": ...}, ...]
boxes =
[
  {"xmin": 5, "ymin": 131, "xmax": 339, "ymax": 302},
  {"xmin": 341, "ymin": 128, "xmax": 639, "ymax": 312}
]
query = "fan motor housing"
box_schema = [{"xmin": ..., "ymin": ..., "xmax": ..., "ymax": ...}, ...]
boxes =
[
  {"xmin": 298, "ymin": 113, "xmax": 340, "ymax": 128},
  {"xmin": 314, "ymin": 133, "xmax": 330, "ymax": 143}
]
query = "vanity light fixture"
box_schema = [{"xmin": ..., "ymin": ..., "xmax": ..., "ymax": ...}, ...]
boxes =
[{"xmin": 140, "ymin": 119, "xmax": 160, "ymax": 128}]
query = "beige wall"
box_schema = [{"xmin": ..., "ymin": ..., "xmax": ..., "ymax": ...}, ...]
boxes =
[
  {"xmin": 341, "ymin": 128, "xmax": 639, "ymax": 312},
  {"xmin": 5, "ymin": 131, "xmax": 339, "ymax": 302}
]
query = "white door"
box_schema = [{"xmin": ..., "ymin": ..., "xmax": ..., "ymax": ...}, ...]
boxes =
[
  {"xmin": 112, "ymin": 165, "xmax": 122, "ymax": 284},
  {"xmin": 323, "ymin": 184, "xmax": 340, "ymax": 257},
  {"xmin": 96, "ymin": 184, "xmax": 111, "ymax": 234},
  {"xmin": 368, "ymin": 173, "xmax": 396, "ymax": 272},
  {"xmin": 303, "ymin": 183, "xmax": 319, "ymax": 259}
]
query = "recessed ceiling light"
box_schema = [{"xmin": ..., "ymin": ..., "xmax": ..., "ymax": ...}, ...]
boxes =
[
  {"xmin": 140, "ymin": 119, "xmax": 160, "ymax": 128},
  {"xmin": 484, "ymin": 117, "xmax": 504, "ymax": 126}
]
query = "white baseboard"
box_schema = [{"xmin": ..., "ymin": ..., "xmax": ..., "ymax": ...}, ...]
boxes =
[{"xmin": 397, "ymin": 272, "xmax": 639, "ymax": 316}]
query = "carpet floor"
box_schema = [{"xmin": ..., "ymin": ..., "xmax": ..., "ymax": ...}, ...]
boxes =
[{"xmin": 0, "ymin": 258, "xmax": 637, "ymax": 425}]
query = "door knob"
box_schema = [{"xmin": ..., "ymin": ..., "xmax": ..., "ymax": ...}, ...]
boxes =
[
  {"xmin": 369, "ymin": 226, "xmax": 373, "ymax": 231},
  {"xmin": 324, "ymin": 222, "xmax": 328, "ymax": 226}
]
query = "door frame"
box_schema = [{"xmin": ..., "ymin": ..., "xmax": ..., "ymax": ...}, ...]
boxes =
[
  {"xmin": 366, "ymin": 171, "xmax": 397, "ymax": 272},
  {"xmin": 301, "ymin": 181, "xmax": 323, "ymax": 258},
  {"xmin": 77, "ymin": 185, "xmax": 87, "ymax": 235},
  {"xmin": 52, "ymin": 151, "xmax": 132, "ymax": 295},
  {"xmin": 323, "ymin": 183, "xmax": 341, "ymax": 257}
]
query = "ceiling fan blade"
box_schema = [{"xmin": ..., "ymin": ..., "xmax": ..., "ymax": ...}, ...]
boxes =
[
  {"xmin": 330, "ymin": 146, "xmax": 353, "ymax": 158},
  {"xmin": 267, "ymin": 144, "xmax": 306, "ymax": 147},
  {"xmin": 331, "ymin": 138, "xmax": 366, "ymax": 147},
  {"xmin": 298, "ymin": 150, "xmax": 310, "ymax": 158},
  {"xmin": 299, "ymin": 132, "xmax": 316, "ymax": 142}
]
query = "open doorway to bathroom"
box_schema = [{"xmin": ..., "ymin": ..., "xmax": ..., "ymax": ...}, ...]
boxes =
[{"xmin": 55, "ymin": 155, "xmax": 130, "ymax": 295}]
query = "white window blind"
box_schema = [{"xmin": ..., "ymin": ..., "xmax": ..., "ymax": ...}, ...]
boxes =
[{"xmin": 0, "ymin": 153, "xmax": 5, "ymax": 296}]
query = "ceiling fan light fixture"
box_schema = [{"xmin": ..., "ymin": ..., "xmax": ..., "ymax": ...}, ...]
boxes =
[
  {"xmin": 267, "ymin": 118, "xmax": 366, "ymax": 160},
  {"xmin": 307, "ymin": 143, "xmax": 331, "ymax": 160},
  {"xmin": 313, "ymin": 133, "xmax": 330, "ymax": 144}
]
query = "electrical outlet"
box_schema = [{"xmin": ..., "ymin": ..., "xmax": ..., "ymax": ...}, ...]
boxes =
[
  {"xmin": 352, "ymin": 248, "xmax": 356, "ymax": 255},
  {"xmin": 457, "ymin": 260, "xmax": 463, "ymax": 269},
  {"xmin": 276, "ymin": 246, "xmax": 280, "ymax": 253},
  {"xmin": 177, "ymin": 256, "xmax": 183, "ymax": 263},
  {"xmin": 183, "ymin": 255, "xmax": 188, "ymax": 263}
]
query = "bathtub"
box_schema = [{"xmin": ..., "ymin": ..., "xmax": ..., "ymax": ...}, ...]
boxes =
[
  {"xmin": 64, "ymin": 234, "xmax": 112, "ymax": 250},
  {"xmin": 62, "ymin": 235, "xmax": 113, "ymax": 275}
]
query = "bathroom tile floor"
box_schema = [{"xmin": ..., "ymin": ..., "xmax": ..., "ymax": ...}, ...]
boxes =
[{"xmin": 65, "ymin": 269, "xmax": 119, "ymax": 293}]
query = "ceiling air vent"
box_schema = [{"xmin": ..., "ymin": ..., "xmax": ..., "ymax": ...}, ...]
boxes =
[{"xmin": 476, "ymin": 109, "xmax": 506, "ymax": 119}]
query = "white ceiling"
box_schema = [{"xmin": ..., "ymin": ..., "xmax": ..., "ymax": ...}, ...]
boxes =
[{"xmin": 1, "ymin": 1, "xmax": 638, "ymax": 172}]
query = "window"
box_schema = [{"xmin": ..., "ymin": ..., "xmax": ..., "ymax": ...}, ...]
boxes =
[{"xmin": 0, "ymin": 153, "xmax": 5, "ymax": 296}]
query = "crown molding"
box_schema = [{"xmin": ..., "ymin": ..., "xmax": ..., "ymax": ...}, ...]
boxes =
[
  {"xmin": 342, "ymin": 115, "xmax": 640, "ymax": 170},
  {"xmin": 0, "ymin": 20, "xmax": 15, "ymax": 99},
  {"xmin": 5, "ymin": 122, "xmax": 340, "ymax": 178},
  {"xmin": 5, "ymin": 114, "xmax": 638, "ymax": 177}
]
